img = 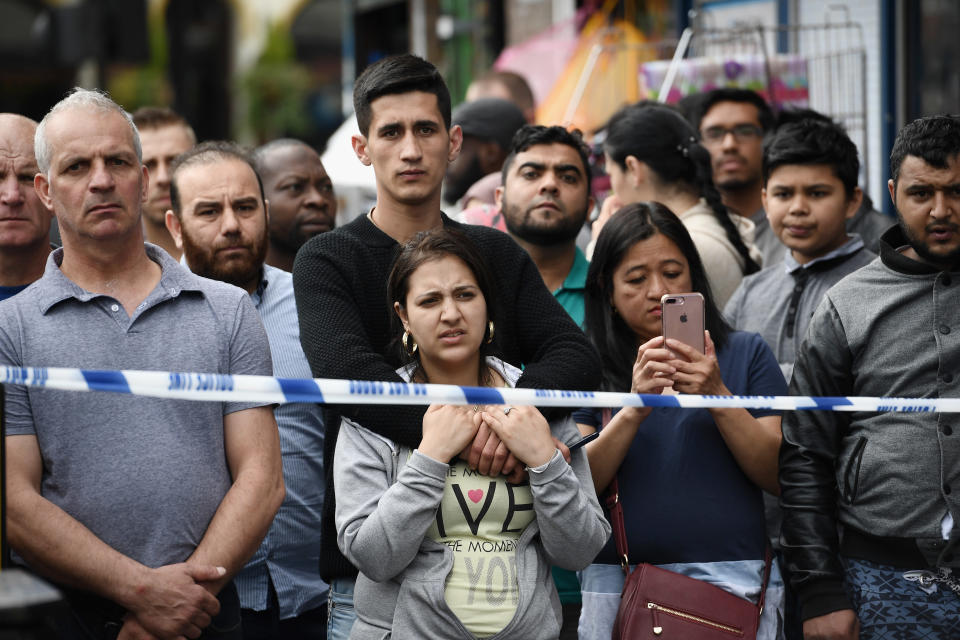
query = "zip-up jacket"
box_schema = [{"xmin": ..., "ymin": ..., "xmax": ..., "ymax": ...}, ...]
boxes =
[
  {"xmin": 780, "ymin": 226, "xmax": 960, "ymax": 621},
  {"xmin": 334, "ymin": 359, "xmax": 610, "ymax": 639}
]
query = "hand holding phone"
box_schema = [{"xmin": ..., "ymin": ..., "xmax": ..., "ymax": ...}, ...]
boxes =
[{"xmin": 659, "ymin": 295, "xmax": 730, "ymax": 396}]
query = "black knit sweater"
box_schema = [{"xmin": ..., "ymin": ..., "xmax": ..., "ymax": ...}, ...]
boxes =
[{"xmin": 292, "ymin": 213, "xmax": 602, "ymax": 581}]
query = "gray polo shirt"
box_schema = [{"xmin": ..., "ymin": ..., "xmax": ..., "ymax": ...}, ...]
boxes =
[
  {"xmin": 0, "ymin": 243, "xmax": 272, "ymax": 569},
  {"xmin": 724, "ymin": 235, "xmax": 875, "ymax": 381}
]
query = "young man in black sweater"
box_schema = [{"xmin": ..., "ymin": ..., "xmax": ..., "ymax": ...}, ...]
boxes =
[{"xmin": 292, "ymin": 54, "xmax": 602, "ymax": 637}]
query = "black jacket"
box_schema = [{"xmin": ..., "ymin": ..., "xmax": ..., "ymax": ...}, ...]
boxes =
[
  {"xmin": 779, "ymin": 227, "xmax": 960, "ymax": 621},
  {"xmin": 292, "ymin": 213, "xmax": 602, "ymax": 581}
]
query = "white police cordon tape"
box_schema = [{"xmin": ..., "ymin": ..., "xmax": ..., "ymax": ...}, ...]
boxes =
[{"xmin": 1, "ymin": 365, "xmax": 957, "ymax": 413}]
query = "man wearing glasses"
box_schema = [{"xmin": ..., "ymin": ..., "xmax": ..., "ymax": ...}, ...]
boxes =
[{"xmin": 692, "ymin": 89, "xmax": 783, "ymax": 266}]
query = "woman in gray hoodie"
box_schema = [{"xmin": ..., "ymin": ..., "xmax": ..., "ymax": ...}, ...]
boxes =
[{"xmin": 334, "ymin": 229, "xmax": 609, "ymax": 639}]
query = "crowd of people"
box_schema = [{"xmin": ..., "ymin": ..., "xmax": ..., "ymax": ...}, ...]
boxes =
[{"xmin": 0, "ymin": 49, "xmax": 958, "ymax": 640}]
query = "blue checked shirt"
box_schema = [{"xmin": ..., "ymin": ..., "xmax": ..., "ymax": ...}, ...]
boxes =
[{"xmin": 235, "ymin": 264, "xmax": 328, "ymax": 617}]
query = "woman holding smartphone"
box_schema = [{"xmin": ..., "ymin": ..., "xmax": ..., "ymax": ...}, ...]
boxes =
[
  {"xmin": 576, "ymin": 202, "xmax": 786, "ymax": 640},
  {"xmin": 334, "ymin": 229, "xmax": 610, "ymax": 640}
]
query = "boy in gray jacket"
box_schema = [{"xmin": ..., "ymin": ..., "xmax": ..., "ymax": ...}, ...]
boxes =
[{"xmin": 724, "ymin": 117, "xmax": 879, "ymax": 382}]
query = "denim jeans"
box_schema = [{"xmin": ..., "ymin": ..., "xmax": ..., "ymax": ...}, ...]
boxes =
[{"xmin": 326, "ymin": 577, "xmax": 356, "ymax": 640}]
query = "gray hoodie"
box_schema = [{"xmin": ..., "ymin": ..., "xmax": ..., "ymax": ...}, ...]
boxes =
[{"xmin": 334, "ymin": 358, "xmax": 610, "ymax": 639}]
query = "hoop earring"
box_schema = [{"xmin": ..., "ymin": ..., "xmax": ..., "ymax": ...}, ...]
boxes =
[
  {"xmin": 486, "ymin": 320, "xmax": 495, "ymax": 344},
  {"xmin": 402, "ymin": 330, "xmax": 418, "ymax": 356}
]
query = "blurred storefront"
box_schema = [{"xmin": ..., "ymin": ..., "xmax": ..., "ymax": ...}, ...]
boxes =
[
  {"xmin": 1, "ymin": 0, "xmax": 954, "ymax": 214},
  {"xmin": 0, "ymin": 0, "xmax": 551, "ymax": 148},
  {"xmin": 683, "ymin": 0, "xmax": 957, "ymax": 215}
]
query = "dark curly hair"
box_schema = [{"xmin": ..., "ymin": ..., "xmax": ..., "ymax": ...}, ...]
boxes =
[
  {"xmin": 890, "ymin": 115, "xmax": 960, "ymax": 189},
  {"xmin": 763, "ymin": 118, "xmax": 860, "ymax": 197},
  {"xmin": 500, "ymin": 124, "xmax": 593, "ymax": 188}
]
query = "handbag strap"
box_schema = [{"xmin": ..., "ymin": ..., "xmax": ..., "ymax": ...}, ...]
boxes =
[
  {"xmin": 599, "ymin": 408, "xmax": 774, "ymax": 621},
  {"xmin": 605, "ymin": 475, "xmax": 630, "ymax": 573},
  {"xmin": 600, "ymin": 409, "xmax": 632, "ymax": 574},
  {"xmin": 756, "ymin": 544, "xmax": 772, "ymax": 618}
]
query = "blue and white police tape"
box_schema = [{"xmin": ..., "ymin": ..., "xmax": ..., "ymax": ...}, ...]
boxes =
[{"xmin": 1, "ymin": 365, "xmax": 957, "ymax": 413}]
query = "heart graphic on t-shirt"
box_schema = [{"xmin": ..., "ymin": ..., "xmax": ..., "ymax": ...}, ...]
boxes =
[{"xmin": 467, "ymin": 489, "xmax": 484, "ymax": 503}]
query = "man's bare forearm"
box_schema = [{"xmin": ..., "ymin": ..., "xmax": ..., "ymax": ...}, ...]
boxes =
[
  {"xmin": 7, "ymin": 475, "xmax": 149, "ymax": 608},
  {"xmin": 187, "ymin": 464, "xmax": 284, "ymax": 593},
  {"xmin": 187, "ymin": 407, "xmax": 285, "ymax": 593}
]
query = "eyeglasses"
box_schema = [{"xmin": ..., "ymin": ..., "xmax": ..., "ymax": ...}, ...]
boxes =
[{"xmin": 700, "ymin": 124, "xmax": 763, "ymax": 144}]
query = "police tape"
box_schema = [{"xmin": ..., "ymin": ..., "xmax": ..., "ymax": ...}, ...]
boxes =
[{"xmin": 1, "ymin": 365, "xmax": 957, "ymax": 413}]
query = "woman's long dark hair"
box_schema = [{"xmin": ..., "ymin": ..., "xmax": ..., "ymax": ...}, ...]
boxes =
[
  {"xmin": 604, "ymin": 102, "xmax": 760, "ymax": 275},
  {"xmin": 387, "ymin": 228, "xmax": 501, "ymax": 385},
  {"xmin": 584, "ymin": 202, "xmax": 732, "ymax": 392}
]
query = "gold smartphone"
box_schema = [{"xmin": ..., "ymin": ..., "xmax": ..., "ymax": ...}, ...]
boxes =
[{"xmin": 661, "ymin": 293, "xmax": 705, "ymax": 356}]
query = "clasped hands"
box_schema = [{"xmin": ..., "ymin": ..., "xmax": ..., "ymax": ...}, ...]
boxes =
[
  {"xmin": 116, "ymin": 564, "xmax": 226, "ymax": 640},
  {"xmin": 418, "ymin": 404, "xmax": 569, "ymax": 482}
]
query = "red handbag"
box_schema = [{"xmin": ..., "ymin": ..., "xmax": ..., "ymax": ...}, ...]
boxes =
[{"xmin": 601, "ymin": 412, "xmax": 771, "ymax": 639}]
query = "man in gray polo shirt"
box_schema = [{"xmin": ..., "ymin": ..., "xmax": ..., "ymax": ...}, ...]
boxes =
[{"xmin": 0, "ymin": 89, "xmax": 285, "ymax": 640}]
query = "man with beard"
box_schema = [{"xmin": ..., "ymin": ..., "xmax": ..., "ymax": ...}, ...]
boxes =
[
  {"xmin": 444, "ymin": 98, "xmax": 526, "ymax": 211},
  {"xmin": 497, "ymin": 125, "xmax": 594, "ymax": 327},
  {"xmin": 779, "ymin": 115, "xmax": 960, "ymax": 640},
  {"xmin": 0, "ymin": 113, "xmax": 53, "ymax": 300},
  {"xmin": 166, "ymin": 141, "xmax": 329, "ymax": 639},
  {"xmin": 132, "ymin": 106, "xmax": 196, "ymax": 260},
  {"xmin": 253, "ymin": 139, "xmax": 337, "ymax": 272},
  {"xmin": 495, "ymin": 125, "xmax": 594, "ymax": 639},
  {"xmin": 1, "ymin": 90, "xmax": 282, "ymax": 639}
]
